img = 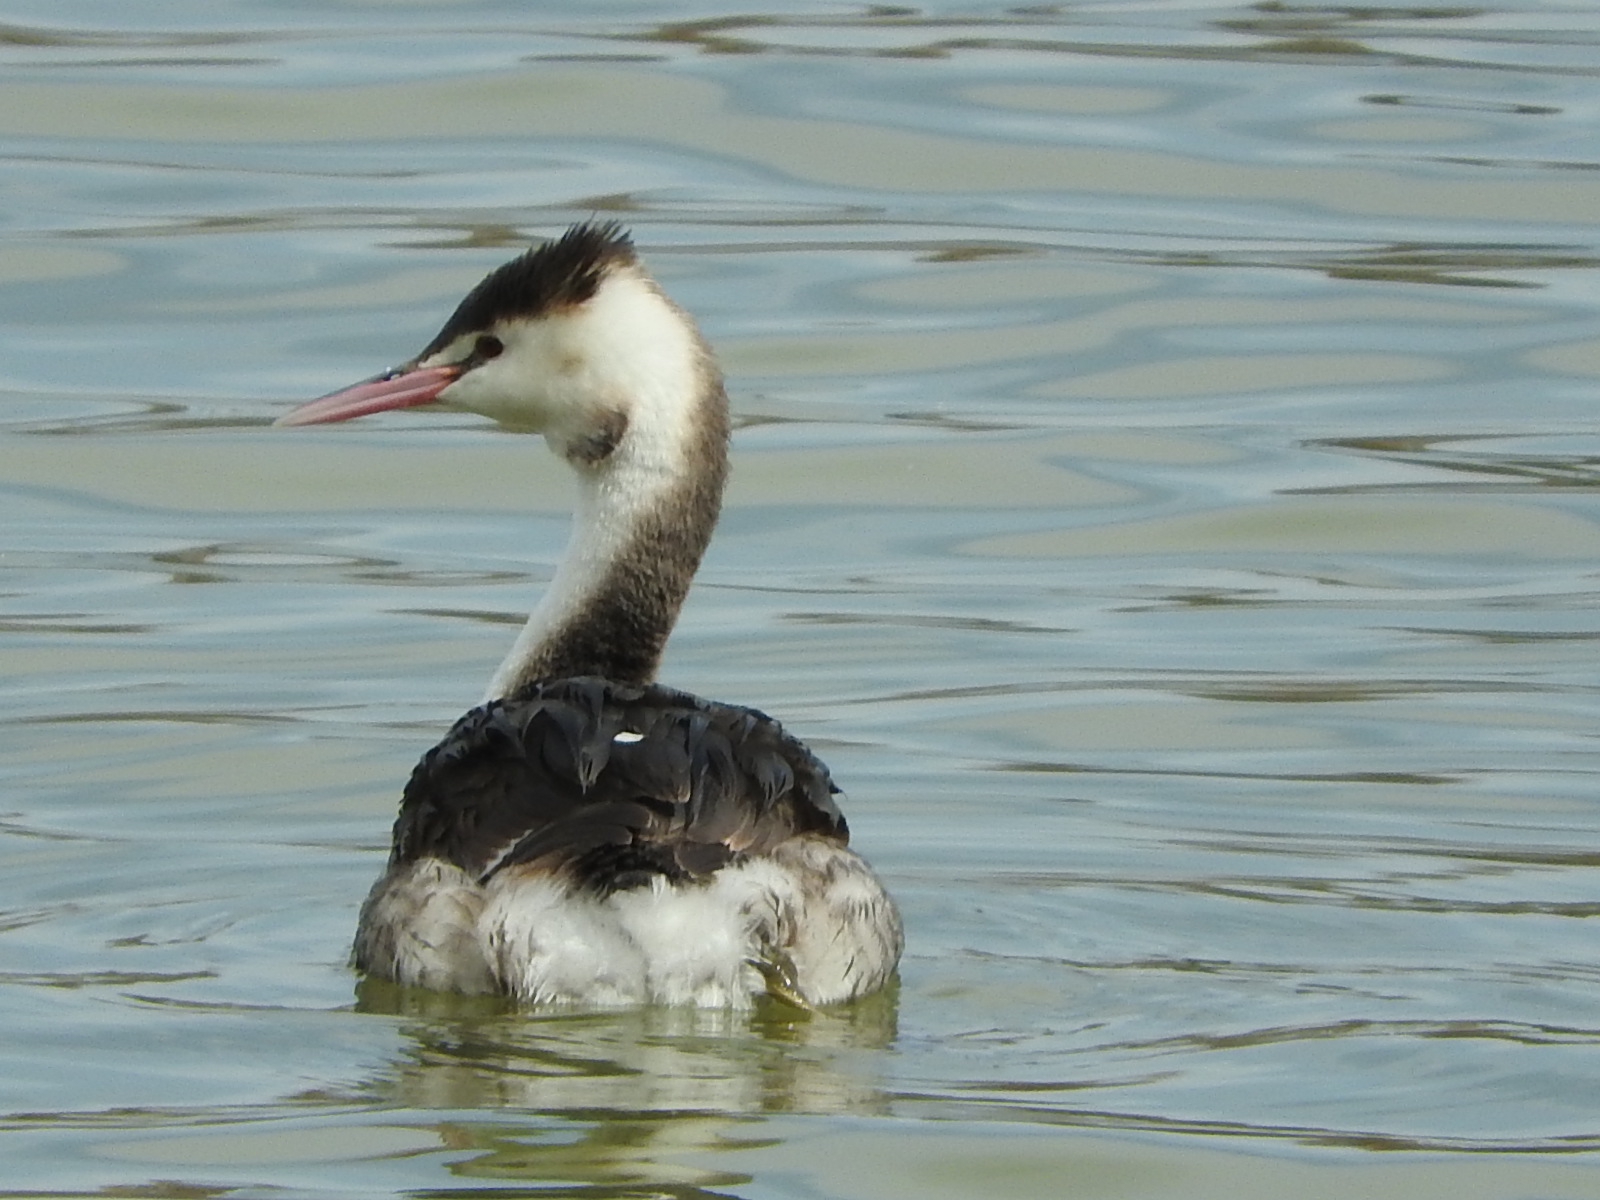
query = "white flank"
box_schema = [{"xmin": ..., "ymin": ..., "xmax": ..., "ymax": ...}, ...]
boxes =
[
  {"xmin": 360, "ymin": 836, "xmax": 901, "ymax": 1009},
  {"xmin": 353, "ymin": 858, "xmax": 496, "ymax": 994}
]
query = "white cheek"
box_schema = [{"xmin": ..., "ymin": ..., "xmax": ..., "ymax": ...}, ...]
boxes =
[
  {"xmin": 436, "ymin": 369, "xmax": 494, "ymax": 413},
  {"xmin": 440, "ymin": 356, "xmax": 549, "ymax": 424}
]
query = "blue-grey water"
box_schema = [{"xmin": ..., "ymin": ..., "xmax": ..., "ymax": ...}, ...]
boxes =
[{"xmin": 3, "ymin": 3, "xmax": 1600, "ymax": 1197}]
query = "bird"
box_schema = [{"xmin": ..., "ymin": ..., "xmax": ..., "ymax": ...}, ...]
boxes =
[{"xmin": 277, "ymin": 222, "xmax": 902, "ymax": 1008}]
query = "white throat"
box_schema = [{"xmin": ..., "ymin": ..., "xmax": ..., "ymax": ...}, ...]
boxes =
[{"xmin": 484, "ymin": 440, "xmax": 681, "ymax": 701}]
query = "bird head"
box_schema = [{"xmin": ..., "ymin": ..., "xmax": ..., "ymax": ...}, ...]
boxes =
[{"xmin": 276, "ymin": 223, "xmax": 710, "ymax": 464}]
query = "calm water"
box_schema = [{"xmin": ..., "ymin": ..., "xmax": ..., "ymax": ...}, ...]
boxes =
[{"xmin": 3, "ymin": 2, "xmax": 1600, "ymax": 1197}]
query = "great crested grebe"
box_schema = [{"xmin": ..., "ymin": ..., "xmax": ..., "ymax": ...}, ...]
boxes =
[{"xmin": 277, "ymin": 222, "xmax": 901, "ymax": 1007}]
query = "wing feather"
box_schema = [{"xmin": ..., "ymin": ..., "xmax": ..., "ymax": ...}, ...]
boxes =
[{"xmin": 386, "ymin": 676, "xmax": 848, "ymax": 895}]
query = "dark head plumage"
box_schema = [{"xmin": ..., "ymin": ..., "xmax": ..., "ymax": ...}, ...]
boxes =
[{"xmin": 421, "ymin": 221, "xmax": 637, "ymax": 357}]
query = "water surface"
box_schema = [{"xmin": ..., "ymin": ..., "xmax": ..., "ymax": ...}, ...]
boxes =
[{"xmin": 3, "ymin": 2, "xmax": 1600, "ymax": 1197}]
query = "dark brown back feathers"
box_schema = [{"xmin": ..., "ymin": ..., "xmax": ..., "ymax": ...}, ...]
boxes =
[{"xmin": 389, "ymin": 677, "xmax": 849, "ymax": 895}]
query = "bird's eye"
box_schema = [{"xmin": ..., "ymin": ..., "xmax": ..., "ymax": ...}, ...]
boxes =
[{"xmin": 475, "ymin": 335, "xmax": 504, "ymax": 361}]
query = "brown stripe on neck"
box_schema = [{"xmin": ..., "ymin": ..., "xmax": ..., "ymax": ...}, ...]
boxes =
[{"xmin": 501, "ymin": 372, "xmax": 730, "ymax": 697}]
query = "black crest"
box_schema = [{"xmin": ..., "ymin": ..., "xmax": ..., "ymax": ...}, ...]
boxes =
[{"xmin": 421, "ymin": 222, "xmax": 637, "ymax": 356}]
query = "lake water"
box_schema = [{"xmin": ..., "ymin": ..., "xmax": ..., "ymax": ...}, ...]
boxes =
[{"xmin": 3, "ymin": 2, "xmax": 1600, "ymax": 1197}]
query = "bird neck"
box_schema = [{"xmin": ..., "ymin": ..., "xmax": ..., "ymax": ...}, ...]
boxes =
[{"xmin": 484, "ymin": 379, "xmax": 729, "ymax": 701}]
